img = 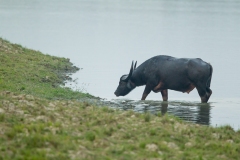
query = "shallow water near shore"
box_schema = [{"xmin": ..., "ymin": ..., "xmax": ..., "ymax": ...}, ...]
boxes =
[
  {"xmin": 100, "ymin": 98, "xmax": 240, "ymax": 130},
  {"xmin": 1, "ymin": 0, "xmax": 240, "ymax": 130},
  {"xmin": 77, "ymin": 96, "xmax": 240, "ymax": 130}
]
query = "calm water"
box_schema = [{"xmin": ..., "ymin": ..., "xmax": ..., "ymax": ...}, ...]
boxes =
[{"xmin": 1, "ymin": 0, "xmax": 240, "ymax": 130}]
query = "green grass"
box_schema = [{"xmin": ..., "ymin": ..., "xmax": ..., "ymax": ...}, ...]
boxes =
[
  {"xmin": 0, "ymin": 38, "xmax": 91, "ymax": 100},
  {"xmin": 0, "ymin": 38, "xmax": 240, "ymax": 159},
  {"xmin": 0, "ymin": 92, "xmax": 240, "ymax": 159}
]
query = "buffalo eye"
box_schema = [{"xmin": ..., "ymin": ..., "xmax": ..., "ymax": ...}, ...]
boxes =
[{"xmin": 119, "ymin": 81, "xmax": 125, "ymax": 85}]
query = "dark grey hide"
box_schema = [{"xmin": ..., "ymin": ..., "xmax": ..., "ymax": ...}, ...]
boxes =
[{"xmin": 114, "ymin": 55, "xmax": 213, "ymax": 103}]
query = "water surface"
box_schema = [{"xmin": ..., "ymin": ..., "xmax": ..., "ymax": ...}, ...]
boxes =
[
  {"xmin": 110, "ymin": 99, "xmax": 240, "ymax": 128},
  {"xmin": 0, "ymin": 0, "xmax": 240, "ymax": 130}
]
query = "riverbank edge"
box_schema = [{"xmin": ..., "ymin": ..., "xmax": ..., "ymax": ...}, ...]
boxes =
[{"xmin": 0, "ymin": 38, "xmax": 240, "ymax": 159}]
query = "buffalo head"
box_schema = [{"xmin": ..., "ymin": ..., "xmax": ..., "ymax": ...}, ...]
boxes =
[{"xmin": 114, "ymin": 61, "xmax": 137, "ymax": 97}]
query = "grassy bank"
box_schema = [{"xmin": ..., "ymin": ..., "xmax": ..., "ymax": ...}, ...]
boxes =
[
  {"xmin": 0, "ymin": 38, "xmax": 240, "ymax": 160},
  {"xmin": 0, "ymin": 38, "xmax": 91, "ymax": 100}
]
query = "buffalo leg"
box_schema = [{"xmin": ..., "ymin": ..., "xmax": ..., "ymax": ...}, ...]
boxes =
[
  {"xmin": 141, "ymin": 85, "xmax": 151, "ymax": 100},
  {"xmin": 161, "ymin": 89, "xmax": 168, "ymax": 101},
  {"xmin": 196, "ymin": 85, "xmax": 212, "ymax": 103},
  {"xmin": 206, "ymin": 88, "xmax": 212, "ymax": 102}
]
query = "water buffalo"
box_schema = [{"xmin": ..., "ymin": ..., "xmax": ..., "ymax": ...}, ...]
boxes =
[{"xmin": 114, "ymin": 55, "xmax": 213, "ymax": 103}]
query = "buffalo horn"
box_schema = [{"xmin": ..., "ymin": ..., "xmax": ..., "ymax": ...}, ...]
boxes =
[
  {"xmin": 134, "ymin": 61, "xmax": 137, "ymax": 69},
  {"xmin": 124, "ymin": 61, "xmax": 134, "ymax": 82}
]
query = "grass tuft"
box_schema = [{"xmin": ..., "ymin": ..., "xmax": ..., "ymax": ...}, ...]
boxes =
[
  {"xmin": 144, "ymin": 112, "xmax": 151, "ymax": 122},
  {"xmin": 85, "ymin": 132, "xmax": 96, "ymax": 141}
]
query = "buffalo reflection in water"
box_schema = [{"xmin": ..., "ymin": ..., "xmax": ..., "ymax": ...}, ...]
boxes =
[{"xmin": 115, "ymin": 100, "xmax": 212, "ymax": 126}]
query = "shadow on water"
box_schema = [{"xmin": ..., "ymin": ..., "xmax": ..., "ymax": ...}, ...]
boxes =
[{"xmin": 111, "ymin": 99, "xmax": 212, "ymax": 126}]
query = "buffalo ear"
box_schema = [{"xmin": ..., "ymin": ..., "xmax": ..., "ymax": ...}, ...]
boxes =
[
  {"xmin": 134, "ymin": 61, "xmax": 137, "ymax": 70},
  {"xmin": 124, "ymin": 61, "xmax": 134, "ymax": 82}
]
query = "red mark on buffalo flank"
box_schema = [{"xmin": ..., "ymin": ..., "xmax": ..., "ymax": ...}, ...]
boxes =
[
  {"xmin": 186, "ymin": 83, "xmax": 195, "ymax": 94},
  {"xmin": 153, "ymin": 81, "xmax": 163, "ymax": 92}
]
